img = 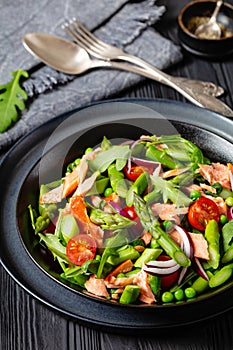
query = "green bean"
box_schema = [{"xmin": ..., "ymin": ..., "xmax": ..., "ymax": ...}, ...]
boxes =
[
  {"xmin": 107, "ymin": 164, "xmax": 125, "ymax": 193},
  {"xmin": 134, "ymin": 248, "xmax": 163, "ymax": 268},
  {"xmin": 204, "ymin": 220, "xmax": 220, "ymax": 269},
  {"xmin": 126, "ymin": 172, "xmax": 149, "ymax": 206},
  {"xmin": 107, "ymin": 245, "xmax": 140, "ymax": 265},
  {"xmin": 222, "ymin": 220, "xmax": 233, "ymax": 252},
  {"xmin": 86, "ymin": 177, "xmax": 109, "ymax": 196},
  {"xmin": 171, "ymin": 171, "xmax": 194, "ymax": 187},
  {"xmin": 222, "ymin": 245, "xmax": 233, "ymax": 264},
  {"xmin": 125, "ymin": 268, "xmax": 141, "ymax": 277},
  {"xmin": 191, "ymin": 271, "xmax": 213, "ymax": 295},
  {"xmin": 143, "ymin": 188, "xmax": 161, "ymax": 204},
  {"xmin": 119, "ymin": 285, "xmax": 140, "ymax": 304},
  {"xmin": 209, "ymin": 265, "xmax": 233, "ymax": 288},
  {"xmin": 96, "ymin": 230, "xmax": 129, "ymax": 278},
  {"xmin": 148, "ymin": 274, "xmax": 161, "ymax": 296}
]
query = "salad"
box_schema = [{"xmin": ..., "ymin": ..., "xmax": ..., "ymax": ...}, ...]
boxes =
[{"xmin": 29, "ymin": 133, "xmax": 233, "ymax": 305}]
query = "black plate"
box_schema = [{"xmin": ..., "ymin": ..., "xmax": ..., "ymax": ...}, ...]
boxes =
[{"xmin": 1, "ymin": 98, "xmax": 233, "ymax": 333}]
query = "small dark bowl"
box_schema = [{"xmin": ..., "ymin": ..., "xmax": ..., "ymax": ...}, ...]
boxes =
[{"xmin": 178, "ymin": 0, "xmax": 233, "ymax": 59}]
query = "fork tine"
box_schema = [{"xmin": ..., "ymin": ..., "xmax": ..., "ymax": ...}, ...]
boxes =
[
  {"xmin": 72, "ymin": 18, "xmax": 110, "ymax": 49},
  {"xmin": 63, "ymin": 21, "xmax": 106, "ymax": 59},
  {"xmin": 63, "ymin": 19, "xmax": 112, "ymax": 59}
]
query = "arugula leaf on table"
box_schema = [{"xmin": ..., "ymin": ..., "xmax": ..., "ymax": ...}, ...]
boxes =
[{"xmin": 0, "ymin": 69, "xmax": 28, "ymax": 133}]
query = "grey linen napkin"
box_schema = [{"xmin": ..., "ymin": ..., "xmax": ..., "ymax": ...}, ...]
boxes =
[{"xmin": 0, "ymin": 0, "xmax": 183, "ymax": 154}]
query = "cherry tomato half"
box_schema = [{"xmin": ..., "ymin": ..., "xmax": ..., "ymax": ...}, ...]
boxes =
[
  {"xmin": 121, "ymin": 205, "xmax": 143, "ymax": 235},
  {"xmin": 122, "ymin": 205, "xmax": 138, "ymax": 220},
  {"xmin": 158, "ymin": 255, "xmax": 180, "ymax": 290},
  {"xmin": 124, "ymin": 164, "xmax": 144, "ymax": 181},
  {"xmin": 66, "ymin": 234, "xmax": 97, "ymax": 266},
  {"xmin": 188, "ymin": 197, "xmax": 220, "ymax": 231}
]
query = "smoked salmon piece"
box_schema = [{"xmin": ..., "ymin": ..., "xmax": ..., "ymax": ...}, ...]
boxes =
[
  {"xmin": 104, "ymin": 260, "xmax": 134, "ymax": 282},
  {"xmin": 70, "ymin": 195, "xmax": 104, "ymax": 246},
  {"xmin": 199, "ymin": 163, "xmax": 231, "ymax": 190},
  {"xmin": 85, "ymin": 274, "xmax": 109, "ymax": 297},
  {"xmin": 133, "ymin": 270, "xmax": 156, "ymax": 304},
  {"xmin": 188, "ymin": 232, "xmax": 210, "ymax": 260},
  {"xmin": 151, "ymin": 203, "xmax": 189, "ymax": 224}
]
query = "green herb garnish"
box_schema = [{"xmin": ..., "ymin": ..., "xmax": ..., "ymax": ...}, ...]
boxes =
[{"xmin": 0, "ymin": 69, "xmax": 28, "ymax": 133}]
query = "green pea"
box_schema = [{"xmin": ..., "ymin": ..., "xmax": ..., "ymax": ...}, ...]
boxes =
[
  {"xmin": 85, "ymin": 147, "xmax": 93, "ymax": 154},
  {"xmin": 74, "ymin": 158, "xmax": 81, "ymax": 166},
  {"xmin": 174, "ymin": 289, "xmax": 184, "ymax": 301},
  {"xmin": 220, "ymin": 214, "xmax": 228, "ymax": 225},
  {"xmin": 184, "ymin": 287, "xmax": 196, "ymax": 299},
  {"xmin": 162, "ymin": 220, "xmax": 173, "ymax": 232},
  {"xmin": 190, "ymin": 189, "xmax": 201, "ymax": 201},
  {"xmin": 225, "ymin": 197, "xmax": 233, "ymax": 207},
  {"xmin": 104, "ymin": 187, "xmax": 113, "ymax": 197},
  {"xmin": 66, "ymin": 163, "xmax": 74, "ymax": 173},
  {"xmin": 161, "ymin": 291, "xmax": 174, "ymax": 303}
]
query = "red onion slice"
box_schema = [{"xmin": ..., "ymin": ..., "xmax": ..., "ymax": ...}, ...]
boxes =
[
  {"xmin": 146, "ymin": 258, "xmax": 177, "ymax": 268},
  {"xmin": 144, "ymin": 263, "xmax": 181, "ymax": 276},
  {"xmin": 173, "ymin": 224, "xmax": 192, "ymax": 259},
  {"xmin": 131, "ymin": 157, "xmax": 161, "ymax": 168},
  {"xmin": 178, "ymin": 267, "xmax": 188, "ymax": 285},
  {"xmin": 173, "ymin": 224, "xmax": 193, "ymax": 284},
  {"xmin": 227, "ymin": 206, "xmax": 233, "ymax": 221},
  {"xmin": 193, "ymin": 257, "xmax": 209, "ymax": 281}
]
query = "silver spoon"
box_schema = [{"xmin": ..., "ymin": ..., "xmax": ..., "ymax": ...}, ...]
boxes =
[
  {"xmin": 23, "ymin": 33, "xmax": 225, "ymax": 98},
  {"xmin": 195, "ymin": 0, "xmax": 223, "ymax": 39},
  {"xmin": 22, "ymin": 33, "xmax": 233, "ymax": 117}
]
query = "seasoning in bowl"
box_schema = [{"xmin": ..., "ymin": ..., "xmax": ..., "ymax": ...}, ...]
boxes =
[{"xmin": 187, "ymin": 16, "xmax": 233, "ymax": 39}]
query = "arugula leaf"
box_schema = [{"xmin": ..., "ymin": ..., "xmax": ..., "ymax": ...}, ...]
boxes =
[
  {"xmin": 150, "ymin": 175, "xmax": 191, "ymax": 207},
  {"xmin": 88, "ymin": 145, "xmax": 130, "ymax": 172},
  {"xmin": 0, "ymin": 69, "xmax": 28, "ymax": 133},
  {"xmin": 38, "ymin": 233, "xmax": 69, "ymax": 263}
]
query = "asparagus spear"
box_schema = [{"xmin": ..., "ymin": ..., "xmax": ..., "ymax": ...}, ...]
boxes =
[
  {"xmin": 90, "ymin": 208, "xmax": 135, "ymax": 230},
  {"xmin": 133, "ymin": 193, "xmax": 191, "ymax": 267}
]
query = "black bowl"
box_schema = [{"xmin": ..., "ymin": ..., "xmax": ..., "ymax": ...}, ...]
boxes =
[
  {"xmin": 178, "ymin": 0, "xmax": 233, "ymax": 59},
  {"xmin": 1, "ymin": 99, "xmax": 233, "ymax": 333}
]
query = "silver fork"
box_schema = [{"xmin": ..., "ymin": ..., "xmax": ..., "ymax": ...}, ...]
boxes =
[{"xmin": 62, "ymin": 18, "xmax": 224, "ymax": 98}]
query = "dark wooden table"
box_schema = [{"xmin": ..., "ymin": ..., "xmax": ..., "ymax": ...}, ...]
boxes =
[{"xmin": 1, "ymin": 1, "xmax": 233, "ymax": 349}]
